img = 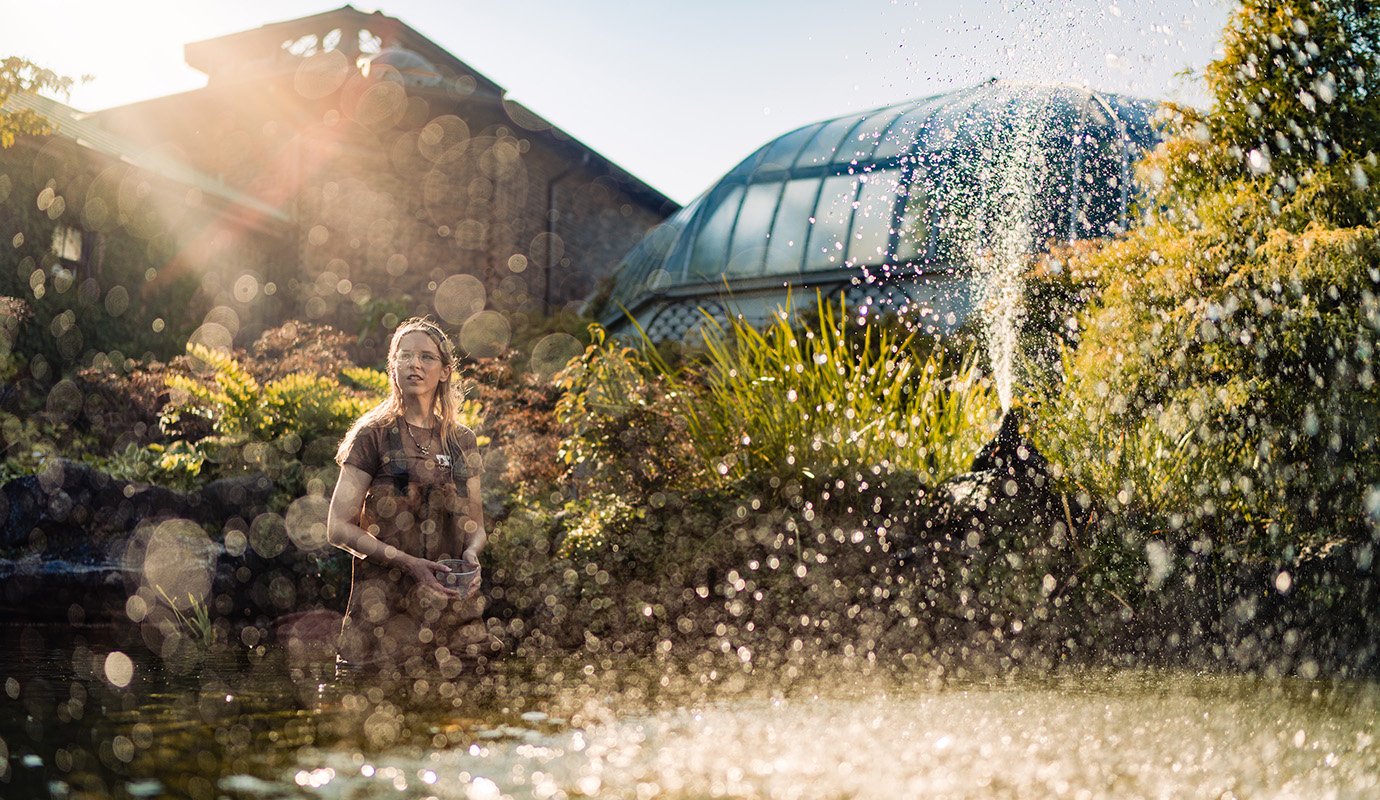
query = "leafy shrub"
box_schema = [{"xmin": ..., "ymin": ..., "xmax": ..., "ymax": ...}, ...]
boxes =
[
  {"xmin": 553, "ymin": 325, "xmax": 703, "ymax": 497},
  {"xmin": 247, "ymin": 321, "xmax": 362, "ymax": 382},
  {"xmin": 91, "ymin": 441, "xmax": 203, "ymax": 492},
  {"xmin": 73, "ymin": 356, "xmax": 190, "ymax": 449},
  {"xmin": 341, "ymin": 366, "xmax": 390, "ymax": 396},
  {"xmin": 544, "ymin": 296, "xmax": 1000, "ymax": 572},
  {"xmin": 0, "ymin": 295, "xmax": 31, "ymax": 390},
  {"xmin": 1033, "ymin": 0, "xmax": 1380, "ymax": 560},
  {"xmin": 0, "ymin": 412, "xmax": 65, "ymax": 482},
  {"xmin": 69, "ymin": 322, "xmax": 368, "ymax": 454},
  {"xmin": 161, "ymin": 342, "xmax": 381, "ymax": 475},
  {"xmin": 462, "ymin": 352, "xmax": 565, "ymax": 495},
  {"xmin": 557, "ymin": 492, "xmax": 643, "ymax": 562}
]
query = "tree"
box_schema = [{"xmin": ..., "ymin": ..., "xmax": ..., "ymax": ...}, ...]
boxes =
[
  {"xmin": 0, "ymin": 56, "xmax": 76, "ymax": 148},
  {"xmin": 1037, "ymin": 0, "xmax": 1380, "ymax": 559}
]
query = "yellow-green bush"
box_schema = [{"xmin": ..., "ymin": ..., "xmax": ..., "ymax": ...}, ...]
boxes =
[
  {"xmin": 1033, "ymin": 0, "xmax": 1380, "ymax": 559},
  {"xmin": 159, "ymin": 342, "xmax": 385, "ymax": 481},
  {"xmin": 549, "ymin": 295, "xmax": 1000, "ymax": 567}
]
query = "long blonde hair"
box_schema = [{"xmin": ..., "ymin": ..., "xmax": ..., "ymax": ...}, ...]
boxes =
[{"xmin": 336, "ymin": 316, "xmax": 464, "ymax": 465}]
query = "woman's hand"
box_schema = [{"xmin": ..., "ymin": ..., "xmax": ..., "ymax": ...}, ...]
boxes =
[
  {"xmin": 404, "ymin": 555, "xmax": 463, "ymax": 600},
  {"xmin": 459, "ymin": 561, "xmax": 483, "ymax": 602}
]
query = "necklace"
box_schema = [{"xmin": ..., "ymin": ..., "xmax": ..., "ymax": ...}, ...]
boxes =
[{"xmin": 404, "ymin": 420, "xmax": 436, "ymax": 457}]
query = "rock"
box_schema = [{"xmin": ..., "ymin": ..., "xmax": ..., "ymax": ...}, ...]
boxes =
[
  {"xmin": 970, "ymin": 408, "xmax": 1051, "ymax": 485},
  {"xmin": 894, "ymin": 411, "xmax": 1083, "ymax": 652},
  {"xmin": 124, "ymin": 780, "xmax": 163, "ymax": 797},
  {"xmin": 219, "ymin": 774, "xmax": 281, "ymax": 796},
  {"xmin": 0, "ymin": 475, "xmax": 40, "ymax": 549},
  {"xmin": 0, "ymin": 461, "xmax": 282, "ymax": 621},
  {"xmin": 2, "ymin": 460, "xmax": 191, "ymax": 553},
  {"xmin": 200, "ymin": 473, "xmax": 274, "ymax": 521},
  {"xmin": 0, "ymin": 460, "xmax": 275, "ymax": 556}
]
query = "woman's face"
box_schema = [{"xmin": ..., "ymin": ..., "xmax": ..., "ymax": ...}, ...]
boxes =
[{"xmin": 393, "ymin": 330, "xmax": 450, "ymax": 401}]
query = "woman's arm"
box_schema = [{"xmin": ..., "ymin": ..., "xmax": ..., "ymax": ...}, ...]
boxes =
[
  {"xmin": 328, "ymin": 464, "xmax": 459, "ymax": 598},
  {"xmin": 460, "ymin": 474, "xmax": 486, "ymax": 563}
]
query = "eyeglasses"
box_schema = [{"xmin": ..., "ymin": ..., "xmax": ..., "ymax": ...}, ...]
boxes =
[{"xmin": 396, "ymin": 351, "xmax": 443, "ymax": 366}]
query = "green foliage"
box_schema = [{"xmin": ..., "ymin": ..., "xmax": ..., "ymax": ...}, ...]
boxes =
[
  {"xmin": 0, "ymin": 57, "xmax": 77, "ymax": 148},
  {"xmin": 353, "ymin": 294, "xmax": 413, "ymax": 351},
  {"xmin": 676, "ymin": 295, "xmax": 1001, "ymax": 485},
  {"xmin": 553, "ymin": 325, "xmax": 701, "ymax": 496},
  {"xmin": 163, "ymin": 343, "xmax": 374, "ymax": 444},
  {"xmin": 2, "ymin": 320, "xmax": 459, "ymax": 496},
  {"xmin": 163, "ymin": 344, "xmax": 260, "ymax": 438},
  {"xmin": 1206, "ymin": 0, "xmax": 1380, "ymax": 182},
  {"xmin": 262, "ymin": 373, "xmax": 373, "ymax": 442},
  {"xmin": 0, "ymin": 410, "xmax": 61, "ymax": 482},
  {"xmin": 84, "ymin": 441, "xmax": 204, "ymax": 492},
  {"xmin": 549, "ymin": 296, "xmax": 999, "ymax": 566},
  {"xmin": 160, "ymin": 342, "xmax": 384, "ymax": 483},
  {"xmin": 557, "ymin": 492, "xmax": 643, "ymax": 562},
  {"xmin": 341, "ymin": 366, "xmax": 390, "ymax": 396},
  {"xmin": 1035, "ymin": 345, "xmax": 1201, "ymax": 517},
  {"xmin": 1035, "ymin": 0, "xmax": 1380, "ymax": 559},
  {"xmin": 486, "ymin": 496, "xmax": 559, "ymax": 593},
  {"xmin": 341, "ymin": 365, "xmax": 485, "ymax": 438},
  {"xmin": 455, "ymin": 397, "xmax": 486, "ymax": 443}
]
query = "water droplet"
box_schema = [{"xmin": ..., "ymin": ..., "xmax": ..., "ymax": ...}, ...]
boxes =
[{"xmin": 103, "ymin": 651, "xmax": 134, "ymax": 686}]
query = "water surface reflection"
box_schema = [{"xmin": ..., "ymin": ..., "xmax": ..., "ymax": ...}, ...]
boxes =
[{"xmin": 3, "ymin": 624, "xmax": 1378, "ymax": 798}]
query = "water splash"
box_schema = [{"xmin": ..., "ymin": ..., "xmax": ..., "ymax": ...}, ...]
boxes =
[
  {"xmin": 973, "ymin": 95, "xmax": 1051, "ymax": 412},
  {"xmin": 939, "ymin": 88, "xmax": 1054, "ymax": 412}
]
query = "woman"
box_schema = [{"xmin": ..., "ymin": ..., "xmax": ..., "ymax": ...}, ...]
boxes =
[{"xmin": 327, "ymin": 317, "xmax": 497, "ymax": 675}]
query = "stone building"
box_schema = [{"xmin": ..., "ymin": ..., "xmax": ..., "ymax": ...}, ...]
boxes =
[
  {"xmin": 0, "ymin": 88, "xmax": 294, "ymax": 373},
  {"xmin": 5, "ymin": 6, "xmax": 675, "ymax": 357}
]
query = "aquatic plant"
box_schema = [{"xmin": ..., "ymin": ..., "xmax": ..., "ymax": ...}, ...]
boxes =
[{"xmin": 154, "ymin": 585, "xmax": 215, "ymax": 647}]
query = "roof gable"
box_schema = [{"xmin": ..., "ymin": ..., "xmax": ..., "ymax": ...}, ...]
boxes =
[{"xmin": 184, "ymin": 5, "xmax": 504, "ymax": 98}]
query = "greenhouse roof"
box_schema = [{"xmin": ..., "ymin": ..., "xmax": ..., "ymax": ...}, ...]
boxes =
[{"xmin": 604, "ymin": 80, "xmax": 1158, "ymax": 336}]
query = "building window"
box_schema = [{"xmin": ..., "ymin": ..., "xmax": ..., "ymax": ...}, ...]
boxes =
[
  {"xmin": 51, "ymin": 223, "xmax": 83, "ymax": 264},
  {"xmin": 50, "ymin": 223, "xmax": 101, "ymax": 278}
]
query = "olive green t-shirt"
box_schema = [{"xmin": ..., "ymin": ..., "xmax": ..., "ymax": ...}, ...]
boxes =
[{"xmin": 343, "ymin": 419, "xmax": 479, "ymax": 488}]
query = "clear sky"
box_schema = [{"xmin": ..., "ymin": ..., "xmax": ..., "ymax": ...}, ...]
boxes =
[{"xmin": 1, "ymin": 0, "xmax": 1232, "ymax": 205}]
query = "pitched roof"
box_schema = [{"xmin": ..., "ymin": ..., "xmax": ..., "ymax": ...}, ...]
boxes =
[
  {"xmin": 174, "ymin": 5, "xmax": 677, "ymax": 214},
  {"xmin": 3, "ymin": 91, "xmax": 291, "ymax": 224},
  {"xmin": 184, "ymin": 5, "xmax": 505, "ymax": 96}
]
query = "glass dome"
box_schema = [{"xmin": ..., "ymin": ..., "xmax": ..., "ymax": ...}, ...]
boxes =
[{"xmin": 604, "ymin": 80, "xmax": 1159, "ymax": 341}]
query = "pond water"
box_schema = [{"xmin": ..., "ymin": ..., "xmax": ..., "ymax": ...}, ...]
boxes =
[{"xmin": 3, "ymin": 623, "xmax": 1379, "ymax": 799}]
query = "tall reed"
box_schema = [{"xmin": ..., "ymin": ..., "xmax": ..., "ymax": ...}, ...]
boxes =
[{"xmin": 652, "ymin": 295, "xmax": 1001, "ymax": 485}]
